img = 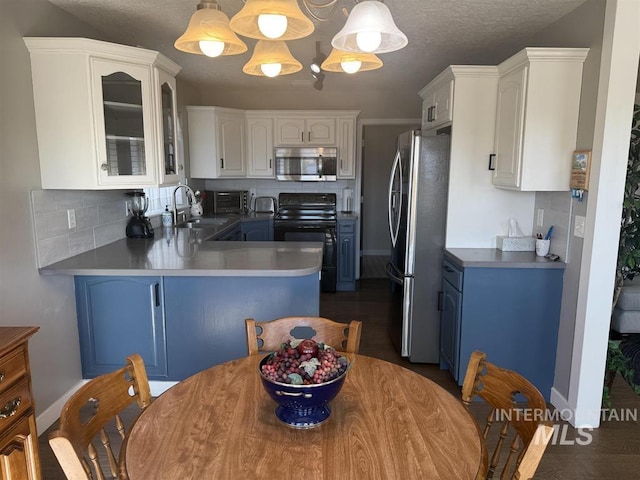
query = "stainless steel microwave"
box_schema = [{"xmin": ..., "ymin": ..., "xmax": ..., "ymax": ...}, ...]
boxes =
[
  {"xmin": 275, "ymin": 147, "xmax": 337, "ymax": 181},
  {"xmin": 203, "ymin": 190, "xmax": 249, "ymax": 214}
]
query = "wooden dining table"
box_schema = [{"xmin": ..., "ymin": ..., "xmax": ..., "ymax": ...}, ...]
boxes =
[{"xmin": 125, "ymin": 354, "xmax": 484, "ymax": 479}]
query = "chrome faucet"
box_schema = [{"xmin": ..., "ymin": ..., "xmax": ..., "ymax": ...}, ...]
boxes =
[{"xmin": 172, "ymin": 184, "xmax": 196, "ymax": 225}]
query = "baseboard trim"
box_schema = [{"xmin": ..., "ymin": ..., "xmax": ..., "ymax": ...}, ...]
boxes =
[
  {"xmin": 36, "ymin": 380, "xmax": 85, "ymax": 434},
  {"xmin": 149, "ymin": 380, "xmax": 179, "ymax": 397},
  {"xmin": 550, "ymin": 387, "xmax": 573, "ymax": 422},
  {"xmin": 36, "ymin": 380, "xmax": 179, "ymax": 434}
]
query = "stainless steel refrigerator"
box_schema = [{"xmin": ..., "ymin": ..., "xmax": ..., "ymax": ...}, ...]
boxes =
[{"xmin": 387, "ymin": 130, "xmax": 450, "ymax": 363}]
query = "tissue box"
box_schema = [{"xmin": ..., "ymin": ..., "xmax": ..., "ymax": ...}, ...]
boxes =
[{"xmin": 496, "ymin": 236, "xmax": 536, "ymax": 252}]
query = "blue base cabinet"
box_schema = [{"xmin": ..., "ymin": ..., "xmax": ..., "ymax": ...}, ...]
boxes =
[
  {"xmin": 75, "ymin": 273, "xmax": 320, "ymax": 381},
  {"xmin": 440, "ymin": 256, "xmax": 564, "ymax": 400},
  {"xmin": 241, "ymin": 218, "xmax": 273, "ymax": 241},
  {"xmin": 337, "ymin": 217, "xmax": 356, "ymax": 291},
  {"xmin": 164, "ymin": 274, "xmax": 319, "ymax": 379},
  {"xmin": 75, "ymin": 276, "xmax": 168, "ymax": 379}
]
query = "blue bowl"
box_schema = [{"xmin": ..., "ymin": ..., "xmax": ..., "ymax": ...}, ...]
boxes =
[{"xmin": 259, "ymin": 355, "xmax": 350, "ymax": 429}]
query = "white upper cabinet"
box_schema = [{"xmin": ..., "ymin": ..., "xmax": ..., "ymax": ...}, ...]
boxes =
[
  {"xmin": 188, "ymin": 107, "xmax": 246, "ymax": 178},
  {"xmin": 275, "ymin": 116, "xmax": 336, "ymax": 145},
  {"xmin": 246, "ymin": 115, "xmax": 274, "ymax": 178},
  {"xmin": 492, "ymin": 47, "xmax": 589, "ymax": 191},
  {"xmin": 337, "ymin": 116, "xmax": 357, "ymax": 179},
  {"xmin": 419, "ymin": 75, "xmax": 453, "ymax": 131},
  {"xmin": 24, "ymin": 37, "xmax": 182, "ymax": 189},
  {"xmin": 188, "ymin": 108, "xmax": 358, "ymax": 179}
]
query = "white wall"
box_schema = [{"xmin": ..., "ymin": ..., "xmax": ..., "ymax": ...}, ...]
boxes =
[{"xmin": 444, "ymin": 71, "xmax": 536, "ymax": 248}]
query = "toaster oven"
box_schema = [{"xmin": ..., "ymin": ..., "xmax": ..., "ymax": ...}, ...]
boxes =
[{"xmin": 203, "ymin": 190, "xmax": 249, "ymax": 214}]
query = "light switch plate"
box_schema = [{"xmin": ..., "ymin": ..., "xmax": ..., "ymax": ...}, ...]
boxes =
[
  {"xmin": 537, "ymin": 209, "xmax": 544, "ymax": 227},
  {"xmin": 574, "ymin": 215, "xmax": 586, "ymax": 238}
]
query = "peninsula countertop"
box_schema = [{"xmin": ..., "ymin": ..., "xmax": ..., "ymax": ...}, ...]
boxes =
[
  {"xmin": 40, "ymin": 228, "xmax": 323, "ymax": 277},
  {"xmin": 445, "ymin": 248, "xmax": 566, "ymax": 269}
]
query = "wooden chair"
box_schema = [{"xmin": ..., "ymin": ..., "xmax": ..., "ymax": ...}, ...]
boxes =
[
  {"xmin": 461, "ymin": 351, "xmax": 553, "ymax": 480},
  {"xmin": 49, "ymin": 354, "xmax": 152, "ymax": 480},
  {"xmin": 245, "ymin": 316, "xmax": 362, "ymax": 355}
]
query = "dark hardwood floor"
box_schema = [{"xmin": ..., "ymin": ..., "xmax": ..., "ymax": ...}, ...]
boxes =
[{"xmin": 39, "ymin": 279, "xmax": 640, "ymax": 479}]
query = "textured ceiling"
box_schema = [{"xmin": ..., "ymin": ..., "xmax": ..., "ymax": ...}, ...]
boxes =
[{"xmin": 45, "ymin": 0, "xmax": 589, "ymax": 99}]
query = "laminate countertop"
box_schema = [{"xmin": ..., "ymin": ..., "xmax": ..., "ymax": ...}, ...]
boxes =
[
  {"xmin": 40, "ymin": 228, "xmax": 323, "ymax": 277},
  {"xmin": 445, "ymin": 248, "xmax": 566, "ymax": 269}
]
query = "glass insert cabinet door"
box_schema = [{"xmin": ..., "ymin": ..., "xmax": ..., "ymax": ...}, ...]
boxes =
[
  {"xmin": 91, "ymin": 58, "xmax": 157, "ymax": 186},
  {"xmin": 157, "ymin": 68, "xmax": 180, "ymax": 185}
]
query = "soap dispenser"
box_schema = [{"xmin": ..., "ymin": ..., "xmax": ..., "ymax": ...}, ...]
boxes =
[{"xmin": 162, "ymin": 205, "xmax": 173, "ymax": 226}]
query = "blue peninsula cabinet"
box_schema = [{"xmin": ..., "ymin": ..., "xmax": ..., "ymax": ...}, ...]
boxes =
[
  {"xmin": 45, "ymin": 234, "xmax": 324, "ymax": 382},
  {"xmin": 440, "ymin": 249, "xmax": 565, "ymax": 400},
  {"xmin": 241, "ymin": 217, "xmax": 273, "ymax": 241},
  {"xmin": 74, "ymin": 273, "xmax": 319, "ymax": 381},
  {"xmin": 164, "ymin": 274, "xmax": 318, "ymax": 379},
  {"xmin": 75, "ymin": 276, "xmax": 168, "ymax": 378}
]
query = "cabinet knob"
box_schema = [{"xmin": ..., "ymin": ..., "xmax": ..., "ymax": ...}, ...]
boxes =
[
  {"xmin": 0, "ymin": 372, "xmax": 4, "ymax": 383},
  {"xmin": 101, "ymin": 163, "xmax": 108, "ymax": 171}
]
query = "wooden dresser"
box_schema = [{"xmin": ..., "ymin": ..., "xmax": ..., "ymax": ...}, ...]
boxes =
[{"xmin": 0, "ymin": 327, "xmax": 41, "ymax": 480}]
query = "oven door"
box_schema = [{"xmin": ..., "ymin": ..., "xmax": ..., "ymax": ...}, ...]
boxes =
[{"xmin": 274, "ymin": 223, "xmax": 337, "ymax": 292}]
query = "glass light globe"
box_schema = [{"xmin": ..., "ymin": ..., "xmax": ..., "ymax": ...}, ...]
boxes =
[
  {"xmin": 341, "ymin": 60, "xmax": 362, "ymax": 74},
  {"xmin": 199, "ymin": 40, "xmax": 225, "ymax": 57},
  {"xmin": 356, "ymin": 31, "xmax": 382, "ymax": 53},
  {"xmin": 258, "ymin": 14, "xmax": 288, "ymax": 39},
  {"xmin": 261, "ymin": 63, "xmax": 282, "ymax": 77}
]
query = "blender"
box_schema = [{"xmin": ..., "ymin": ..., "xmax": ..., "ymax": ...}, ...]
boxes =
[{"xmin": 125, "ymin": 191, "xmax": 154, "ymax": 238}]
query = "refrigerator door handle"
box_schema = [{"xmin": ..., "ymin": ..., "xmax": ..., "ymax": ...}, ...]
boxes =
[
  {"xmin": 402, "ymin": 276, "xmax": 414, "ymax": 357},
  {"xmin": 385, "ymin": 262, "xmax": 404, "ymax": 285},
  {"xmin": 388, "ymin": 149, "xmax": 403, "ymax": 248}
]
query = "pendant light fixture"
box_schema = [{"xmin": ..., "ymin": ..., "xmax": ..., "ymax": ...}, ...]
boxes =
[
  {"xmin": 331, "ymin": 1, "xmax": 407, "ymax": 54},
  {"xmin": 174, "ymin": 1, "xmax": 247, "ymax": 57},
  {"xmin": 230, "ymin": 0, "xmax": 315, "ymax": 41},
  {"xmin": 243, "ymin": 40, "xmax": 303, "ymax": 77},
  {"xmin": 321, "ymin": 48, "xmax": 383, "ymax": 74}
]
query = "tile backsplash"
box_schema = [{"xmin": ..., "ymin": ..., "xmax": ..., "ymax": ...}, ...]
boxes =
[{"xmin": 30, "ymin": 189, "xmax": 168, "ymax": 268}]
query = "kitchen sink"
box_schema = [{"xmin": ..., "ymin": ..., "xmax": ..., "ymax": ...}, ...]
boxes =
[{"xmin": 176, "ymin": 217, "xmax": 232, "ymax": 229}]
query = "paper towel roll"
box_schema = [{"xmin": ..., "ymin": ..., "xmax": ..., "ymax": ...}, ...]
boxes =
[{"xmin": 342, "ymin": 188, "xmax": 353, "ymax": 212}]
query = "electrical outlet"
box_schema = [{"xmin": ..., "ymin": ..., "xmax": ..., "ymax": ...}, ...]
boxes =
[
  {"xmin": 67, "ymin": 209, "xmax": 76, "ymax": 229},
  {"xmin": 574, "ymin": 215, "xmax": 586, "ymax": 238},
  {"xmin": 536, "ymin": 209, "xmax": 544, "ymax": 227},
  {"xmin": 249, "ymin": 188, "xmax": 256, "ymax": 199},
  {"xmin": 125, "ymin": 200, "xmax": 131, "ymax": 216}
]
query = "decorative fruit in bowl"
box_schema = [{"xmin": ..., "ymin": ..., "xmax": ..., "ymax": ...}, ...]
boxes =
[{"xmin": 259, "ymin": 339, "xmax": 351, "ymax": 429}]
